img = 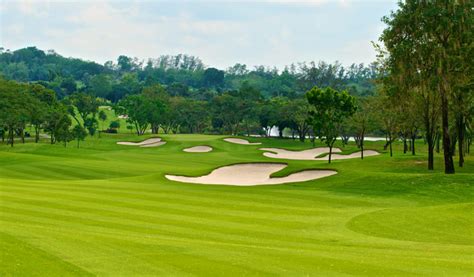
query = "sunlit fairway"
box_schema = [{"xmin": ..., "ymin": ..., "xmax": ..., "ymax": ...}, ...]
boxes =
[{"xmin": 1, "ymin": 133, "xmax": 473, "ymax": 276}]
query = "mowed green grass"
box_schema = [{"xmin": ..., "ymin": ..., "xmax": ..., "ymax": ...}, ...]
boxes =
[{"xmin": 0, "ymin": 133, "xmax": 473, "ymax": 276}]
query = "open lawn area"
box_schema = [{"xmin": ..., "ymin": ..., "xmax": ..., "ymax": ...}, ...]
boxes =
[{"xmin": 1, "ymin": 134, "xmax": 473, "ymax": 276}]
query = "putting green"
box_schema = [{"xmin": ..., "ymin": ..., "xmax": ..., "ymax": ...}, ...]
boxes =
[
  {"xmin": 0, "ymin": 134, "xmax": 473, "ymax": 275},
  {"xmin": 347, "ymin": 203, "xmax": 474, "ymax": 245}
]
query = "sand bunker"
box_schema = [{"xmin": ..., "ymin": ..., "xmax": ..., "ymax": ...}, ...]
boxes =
[
  {"xmin": 224, "ymin": 138, "xmax": 262, "ymax": 145},
  {"xmin": 183, "ymin": 146, "xmax": 213, "ymax": 153},
  {"xmin": 314, "ymin": 150, "xmax": 379, "ymax": 160},
  {"xmin": 140, "ymin": 141, "xmax": 167, "ymax": 147},
  {"xmin": 117, "ymin": 138, "xmax": 166, "ymax": 147},
  {"xmin": 260, "ymin": 147, "xmax": 342, "ymax": 160},
  {"xmin": 165, "ymin": 163, "xmax": 336, "ymax": 186},
  {"xmin": 261, "ymin": 147, "xmax": 379, "ymax": 161}
]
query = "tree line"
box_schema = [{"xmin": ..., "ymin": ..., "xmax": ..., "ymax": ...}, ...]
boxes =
[
  {"xmin": 377, "ymin": 0, "xmax": 473, "ymax": 174},
  {"xmin": 0, "ymin": 47, "xmax": 377, "ymax": 101}
]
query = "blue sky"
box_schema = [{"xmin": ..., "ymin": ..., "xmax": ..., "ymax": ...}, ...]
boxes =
[{"xmin": 0, "ymin": 0, "xmax": 398, "ymax": 69}]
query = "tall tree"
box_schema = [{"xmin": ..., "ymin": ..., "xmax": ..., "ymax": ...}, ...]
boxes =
[
  {"xmin": 142, "ymin": 84, "xmax": 168, "ymax": 134},
  {"xmin": 380, "ymin": 0, "xmax": 473, "ymax": 173},
  {"xmin": 116, "ymin": 94, "xmax": 149, "ymax": 135},
  {"xmin": 72, "ymin": 125, "xmax": 87, "ymax": 148},
  {"xmin": 67, "ymin": 92, "xmax": 99, "ymax": 127},
  {"xmin": 285, "ymin": 98, "xmax": 311, "ymax": 142},
  {"xmin": 352, "ymin": 96, "xmax": 377, "ymax": 159},
  {"xmin": 306, "ymin": 87, "xmax": 356, "ymax": 163},
  {"xmin": 0, "ymin": 79, "xmax": 32, "ymax": 146}
]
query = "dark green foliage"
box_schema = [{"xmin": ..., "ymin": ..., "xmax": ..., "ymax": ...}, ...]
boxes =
[
  {"xmin": 66, "ymin": 93, "xmax": 99, "ymax": 126},
  {"xmin": 379, "ymin": 0, "xmax": 473, "ymax": 173},
  {"xmin": 109, "ymin": 120, "xmax": 120, "ymax": 129},
  {"xmin": 306, "ymin": 87, "xmax": 356, "ymax": 163},
  {"xmin": 71, "ymin": 125, "xmax": 87, "ymax": 148},
  {"xmin": 0, "ymin": 47, "xmax": 377, "ymax": 101},
  {"xmin": 203, "ymin": 68, "xmax": 224, "ymax": 88},
  {"xmin": 116, "ymin": 94, "xmax": 151, "ymax": 135},
  {"xmin": 84, "ymin": 117, "xmax": 98, "ymax": 136}
]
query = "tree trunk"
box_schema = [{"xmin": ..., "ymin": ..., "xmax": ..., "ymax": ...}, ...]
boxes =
[
  {"xmin": 278, "ymin": 128, "xmax": 283, "ymax": 138},
  {"xmin": 151, "ymin": 124, "xmax": 159, "ymax": 134},
  {"xmin": 135, "ymin": 122, "xmax": 140, "ymax": 136},
  {"xmin": 440, "ymin": 87, "xmax": 455, "ymax": 174},
  {"xmin": 424, "ymin": 108, "xmax": 435, "ymax": 170},
  {"xmin": 298, "ymin": 131, "xmax": 305, "ymax": 142},
  {"xmin": 457, "ymin": 116, "xmax": 464, "ymax": 167},
  {"xmin": 328, "ymin": 145, "xmax": 332, "ymax": 164},
  {"xmin": 389, "ymin": 133, "xmax": 393, "ymax": 157},
  {"xmin": 9, "ymin": 128, "xmax": 14, "ymax": 147},
  {"xmin": 467, "ymin": 137, "xmax": 471, "ymax": 154},
  {"xmin": 298, "ymin": 124, "xmax": 307, "ymax": 142},
  {"xmin": 403, "ymin": 138, "xmax": 407, "ymax": 154},
  {"xmin": 35, "ymin": 124, "xmax": 40, "ymax": 143},
  {"xmin": 20, "ymin": 128, "xmax": 25, "ymax": 144},
  {"xmin": 436, "ymin": 132, "xmax": 440, "ymax": 153},
  {"xmin": 428, "ymin": 141, "xmax": 434, "ymax": 170},
  {"xmin": 411, "ymin": 135, "xmax": 416, "ymax": 155},
  {"xmin": 467, "ymin": 136, "xmax": 471, "ymax": 154},
  {"xmin": 360, "ymin": 134, "xmax": 364, "ymax": 160}
]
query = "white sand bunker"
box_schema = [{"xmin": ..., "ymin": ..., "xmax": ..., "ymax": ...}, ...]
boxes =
[
  {"xmin": 183, "ymin": 146, "xmax": 213, "ymax": 153},
  {"xmin": 117, "ymin": 138, "xmax": 166, "ymax": 148},
  {"xmin": 165, "ymin": 163, "xmax": 336, "ymax": 186},
  {"xmin": 224, "ymin": 138, "xmax": 262, "ymax": 145},
  {"xmin": 261, "ymin": 147, "xmax": 379, "ymax": 160},
  {"xmin": 261, "ymin": 147, "xmax": 342, "ymax": 160},
  {"xmin": 315, "ymin": 150, "xmax": 380, "ymax": 160}
]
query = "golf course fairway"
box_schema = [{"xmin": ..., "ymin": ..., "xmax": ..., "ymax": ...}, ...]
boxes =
[{"xmin": 1, "ymin": 134, "xmax": 473, "ymax": 276}]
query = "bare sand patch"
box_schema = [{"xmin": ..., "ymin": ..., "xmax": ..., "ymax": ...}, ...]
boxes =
[
  {"xmin": 314, "ymin": 150, "xmax": 380, "ymax": 160},
  {"xmin": 260, "ymin": 147, "xmax": 342, "ymax": 160},
  {"xmin": 224, "ymin": 138, "xmax": 262, "ymax": 145},
  {"xmin": 183, "ymin": 146, "xmax": 213, "ymax": 153},
  {"xmin": 117, "ymin": 138, "xmax": 166, "ymax": 147},
  {"xmin": 261, "ymin": 147, "xmax": 380, "ymax": 161},
  {"xmin": 140, "ymin": 141, "xmax": 167, "ymax": 147},
  {"xmin": 165, "ymin": 163, "xmax": 336, "ymax": 186}
]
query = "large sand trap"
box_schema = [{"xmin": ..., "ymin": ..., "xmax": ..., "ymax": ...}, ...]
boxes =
[
  {"xmin": 183, "ymin": 146, "xmax": 213, "ymax": 153},
  {"xmin": 261, "ymin": 147, "xmax": 379, "ymax": 161},
  {"xmin": 165, "ymin": 163, "xmax": 336, "ymax": 186},
  {"xmin": 117, "ymin": 138, "xmax": 166, "ymax": 147},
  {"xmin": 224, "ymin": 138, "xmax": 262, "ymax": 145},
  {"xmin": 314, "ymin": 150, "xmax": 380, "ymax": 160},
  {"xmin": 260, "ymin": 147, "xmax": 342, "ymax": 160},
  {"xmin": 140, "ymin": 141, "xmax": 167, "ymax": 147}
]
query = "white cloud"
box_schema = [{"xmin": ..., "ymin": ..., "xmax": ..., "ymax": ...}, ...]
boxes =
[{"xmin": 0, "ymin": 0, "xmax": 395, "ymax": 69}]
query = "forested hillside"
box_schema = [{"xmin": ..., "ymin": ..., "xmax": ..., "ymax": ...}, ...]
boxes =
[{"xmin": 0, "ymin": 46, "xmax": 377, "ymax": 101}]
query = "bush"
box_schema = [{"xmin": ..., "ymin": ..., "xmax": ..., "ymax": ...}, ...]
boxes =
[{"xmin": 109, "ymin": 120, "xmax": 120, "ymax": 129}]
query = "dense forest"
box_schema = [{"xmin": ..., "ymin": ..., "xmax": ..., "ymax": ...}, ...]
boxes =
[{"xmin": 0, "ymin": 46, "xmax": 377, "ymax": 100}]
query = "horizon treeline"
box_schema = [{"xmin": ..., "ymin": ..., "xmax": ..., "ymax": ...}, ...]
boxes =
[{"xmin": 0, "ymin": 46, "xmax": 378, "ymax": 101}]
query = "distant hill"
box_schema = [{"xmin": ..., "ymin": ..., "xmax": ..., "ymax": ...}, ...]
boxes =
[{"xmin": 0, "ymin": 46, "xmax": 377, "ymax": 101}]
